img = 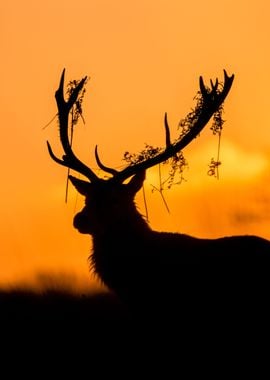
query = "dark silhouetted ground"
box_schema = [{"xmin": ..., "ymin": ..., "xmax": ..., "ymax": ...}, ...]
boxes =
[
  {"xmin": 1, "ymin": 287, "xmax": 269, "ymax": 377},
  {"xmin": 0, "ymin": 288, "xmax": 128, "ymax": 322},
  {"xmin": 0, "ymin": 288, "xmax": 133, "ymax": 346}
]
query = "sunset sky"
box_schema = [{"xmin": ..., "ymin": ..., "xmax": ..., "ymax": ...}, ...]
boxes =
[{"xmin": 1, "ymin": 0, "xmax": 270, "ymax": 291}]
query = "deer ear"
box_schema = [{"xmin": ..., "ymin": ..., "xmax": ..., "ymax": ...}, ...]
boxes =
[
  {"xmin": 69, "ymin": 175, "xmax": 91, "ymax": 196},
  {"xmin": 127, "ymin": 170, "xmax": 146, "ymax": 194}
]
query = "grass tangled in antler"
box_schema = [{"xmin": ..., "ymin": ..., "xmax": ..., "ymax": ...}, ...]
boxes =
[
  {"xmin": 64, "ymin": 78, "xmax": 88, "ymax": 202},
  {"xmin": 123, "ymin": 83, "xmax": 226, "ymax": 189},
  {"xmin": 66, "ymin": 79, "xmax": 88, "ymax": 127}
]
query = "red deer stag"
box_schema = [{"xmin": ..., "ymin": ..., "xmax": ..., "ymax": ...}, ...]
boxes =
[{"xmin": 47, "ymin": 69, "xmax": 270, "ymax": 319}]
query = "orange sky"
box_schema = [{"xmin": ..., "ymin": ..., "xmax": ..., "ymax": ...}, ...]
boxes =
[{"xmin": 1, "ymin": 0, "xmax": 270, "ymax": 291}]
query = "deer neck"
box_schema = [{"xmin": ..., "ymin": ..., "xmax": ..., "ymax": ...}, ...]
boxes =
[{"xmin": 90, "ymin": 201, "xmax": 151, "ymax": 288}]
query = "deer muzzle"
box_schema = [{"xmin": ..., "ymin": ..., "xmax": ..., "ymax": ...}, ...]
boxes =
[{"xmin": 73, "ymin": 211, "xmax": 91, "ymax": 234}]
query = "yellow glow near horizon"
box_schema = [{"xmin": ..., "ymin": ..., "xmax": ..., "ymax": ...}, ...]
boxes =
[{"xmin": 1, "ymin": 0, "xmax": 270, "ymax": 290}]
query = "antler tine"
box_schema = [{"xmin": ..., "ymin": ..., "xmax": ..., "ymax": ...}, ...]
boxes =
[
  {"xmin": 47, "ymin": 69, "xmax": 99, "ymax": 182},
  {"xmin": 94, "ymin": 145, "xmax": 119, "ymax": 176},
  {"xmin": 210, "ymin": 78, "xmax": 219, "ymax": 92},
  {"xmin": 199, "ymin": 75, "xmax": 209, "ymax": 98},
  {"xmin": 164, "ymin": 112, "xmax": 171, "ymax": 148},
  {"xmin": 111, "ymin": 70, "xmax": 234, "ymax": 183}
]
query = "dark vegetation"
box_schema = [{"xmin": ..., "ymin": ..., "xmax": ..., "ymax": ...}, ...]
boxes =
[
  {"xmin": 1, "ymin": 286, "xmax": 269, "ymax": 376},
  {"xmin": 0, "ymin": 288, "xmax": 132, "ymax": 361},
  {"xmin": 1, "ymin": 285, "xmax": 269, "ymax": 334},
  {"xmin": 0, "ymin": 288, "xmax": 126, "ymax": 322}
]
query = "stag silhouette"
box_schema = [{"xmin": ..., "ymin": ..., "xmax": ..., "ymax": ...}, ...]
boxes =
[{"xmin": 47, "ymin": 69, "xmax": 270, "ymax": 321}]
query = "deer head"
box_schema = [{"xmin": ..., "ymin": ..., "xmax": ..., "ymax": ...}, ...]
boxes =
[{"xmin": 47, "ymin": 69, "xmax": 234, "ymax": 235}]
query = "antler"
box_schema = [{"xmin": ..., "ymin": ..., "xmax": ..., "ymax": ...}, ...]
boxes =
[
  {"xmin": 47, "ymin": 69, "xmax": 234, "ymax": 184},
  {"xmin": 97, "ymin": 69, "xmax": 234, "ymax": 183},
  {"xmin": 47, "ymin": 69, "xmax": 99, "ymax": 182}
]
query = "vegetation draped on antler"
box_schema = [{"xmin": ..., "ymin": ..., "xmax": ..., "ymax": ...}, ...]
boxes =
[
  {"xmin": 123, "ymin": 71, "xmax": 232, "ymax": 186},
  {"xmin": 47, "ymin": 69, "xmax": 98, "ymax": 182},
  {"xmin": 47, "ymin": 69, "xmax": 234, "ymax": 185}
]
